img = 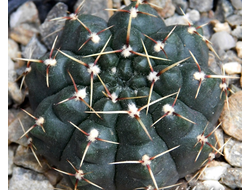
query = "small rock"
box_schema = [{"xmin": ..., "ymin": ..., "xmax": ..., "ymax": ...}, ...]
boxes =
[
  {"xmin": 22, "ymin": 35, "xmax": 47, "ymax": 59},
  {"xmin": 8, "ymin": 57, "xmax": 25, "ymax": 104},
  {"xmin": 44, "ymin": 169, "xmax": 63, "ymax": 186},
  {"xmin": 214, "ymin": 0, "xmax": 234, "ymax": 21},
  {"xmin": 193, "ymin": 180, "xmax": 225, "ymax": 190},
  {"xmin": 210, "ymin": 32, "xmax": 236, "ymax": 54},
  {"xmin": 39, "ymin": 2, "xmax": 68, "ymax": 49},
  {"xmin": 223, "ymin": 61, "xmax": 242, "ymax": 75},
  {"xmin": 10, "ymin": 23, "xmax": 40, "ymax": 45},
  {"xmin": 74, "ymin": 0, "xmax": 111, "ymax": 21},
  {"xmin": 9, "ymin": 166, "xmax": 54, "ymax": 190},
  {"xmin": 199, "ymin": 160, "xmax": 231, "ymax": 181},
  {"xmin": 9, "ymin": 1, "xmax": 40, "ymax": 28},
  {"xmin": 219, "ymin": 91, "xmax": 242, "ymax": 140},
  {"xmin": 223, "ymin": 138, "xmax": 242, "ymax": 167},
  {"xmin": 221, "ymin": 50, "xmax": 242, "ymax": 64},
  {"xmin": 8, "ymin": 108, "xmax": 34, "ymax": 146},
  {"xmin": 235, "ymin": 41, "xmax": 242, "ymax": 58},
  {"xmin": 8, "ymin": 38, "xmax": 20, "ymax": 60},
  {"xmin": 208, "ymin": 53, "xmax": 222, "ymax": 75},
  {"xmin": 164, "ymin": 14, "xmax": 187, "ymax": 25},
  {"xmin": 14, "ymin": 145, "xmax": 49, "ymax": 173},
  {"xmin": 172, "ymin": 0, "xmax": 188, "ymax": 15},
  {"xmin": 226, "ymin": 14, "xmax": 242, "ymax": 27},
  {"xmin": 214, "ymin": 127, "xmax": 224, "ymax": 152},
  {"xmin": 8, "ymin": 145, "xmax": 15, "ymax": 175},
  {"xmin": 189, "ymin": 0, "xmax": 213, "ymax": 12},
  {"xmin": 230, "ymin": 0, "xmax": 242, "ymax": 10},
  {"xmin": 148, "ymin": 0, "xmax": 166, "ymax": 8},
  {"xmin": 213, "ymin": 22, "xmax": 231, "ymax": 33},
  {"xmin": 220, "ymin": 167, "xmax": 242, "ymax": 189},
  {"xmin": 55, "ymin": 177, "xmax": 72, "ymax": 190},
  {"xmin": 186, "ymin": 9, "xmax": 200, "ymax": 24},
  {"xmin": 158, "ymin": 0, "xmax": 176, "ymax": 18},
  {"xmin": 231, "ymin": 25, "xmax": 242, "ymax": 39}
]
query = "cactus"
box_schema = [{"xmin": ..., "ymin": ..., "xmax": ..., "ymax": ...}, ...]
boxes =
[{"xmin": 19, "ymin": 1, "xmax": 230, "ymax": 189}]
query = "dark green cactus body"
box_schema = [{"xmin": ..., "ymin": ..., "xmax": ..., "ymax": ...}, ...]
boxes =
[{"xmin": 25, "ymin": 2, "xmax": 225, "ymax": 190}]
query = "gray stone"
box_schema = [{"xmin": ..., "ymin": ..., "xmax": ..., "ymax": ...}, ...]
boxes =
[
  {"xmin": 9, "ymin": 166, "xmax": 54, "ymax": 190},
  {"xmin": 199, "ymin": 161, "xmax": 230, "ymax": 181},
  {"xmin": 8, "ymin": 38, "xmax": 20, "ymax": 60},
  {"xmin": 214, "ymin": 127, "xmax": 224, "ymax": 152},
  {"xmin": 189, "ymin": 0, "xmax": 213, "ymax": 12},
  {"xmin": 230, "ymin": 0, "xmax": 242, "ymax": 9},
  {"xmin": 8, "ymin": 57, "xmax": 25, "ymax": 104},
  {"xmin": 186, "ymin": 9, "xmax": 200, "ymax": 23},
  {"xmin": 172, "ymin": 0, "xmax": 188, "ymax": 15},
  {"xmin": 158, "ymin": 0, "xmax": 176, "ymax": 18},
  {"xmin": 8, "ymin": 145, "xmax": 15, "ymax": 175},
  {"xmin": 210, "ymin": 32, "xmax": 236, "ymax": 55},
  {"xmin": 22, "ymin": 35, "xmax": 47, "ymax": 59},
  {"xmin": 219, "ymin": 91, "xmax": 242, "ymax": 141},
  {"xmin": 10, "ymin": 23, "xmax": 40, "ymax": 45},
  {"xmin": 14, "ymin": 145, "xmax": 49, "ymax": 173},
  {"xmin": 220, "ymin": 167, "xmax": 242, "ymax": 189},
  {"xmin": 39, "ymin": 2, "xmax": 68, "ymax": 49},
  {"xmin": 231, "ymin": 25, "xmax": 242, "ymax": 39},
  {"xmin": 223, "ymin": 138, "xmax": 242, "ymax": 167},
  {"xmin": 192, "ymin": 180, "xmax": 225, "ymax": 190},
  {"xmin": 8, "ymin": 108, "xmax": 35, "ymax": 146},
  {"xmin": 214, "ymin": 0, "xmax": 234, "ymax": 21},
  {"xmin": 164, "ymin": 14, "xmax": 187, "ymax": 25},
  {"xmin": 220, "ymin": 50, "xmax": 242, "ymax": 65},
  {"xmin": 9, "ymin": 1, "xmax": 40, "ymax": 28},
  {"xmin": 44, "ymin": 169, "xmax": 63, "ymax": 186},
  {"xmin": 226, "ymin": 14, "xmax": 242, "ymax": 26},
  {"xmin": 74, "ymin": 0, "xmax": 111, "ymax": 21}
]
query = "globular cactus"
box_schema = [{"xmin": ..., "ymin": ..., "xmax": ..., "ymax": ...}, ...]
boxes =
[{"xmin": 19, "ymin": 1, "xmax": 229, "ymax": 189}]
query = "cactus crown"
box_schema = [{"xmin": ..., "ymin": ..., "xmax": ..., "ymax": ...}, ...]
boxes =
[{"xmin": 19, "ymin": 1, "xmax": 229, "ymax": 189}]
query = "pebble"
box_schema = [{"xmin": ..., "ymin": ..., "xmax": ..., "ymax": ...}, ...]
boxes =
[
  {"xmin": 223, "ymin": 62, "xmax": 242, "ymax": 75},
  {"xmin": 148, "ymin": 0, "xmax": 167, "ymax": 9},
  {"xmin": 8, "ymin": 107, "xmax": 34, "ymax": 146},
  {"xmin": 213, "ymin": 21, "xmax": 231, "ymax": 33},
  {"xmin": 9, "ymin": 1, "xmax": 40, "ymax": 28},
  {"xmin": 74, "ymin": 0, "xmax": 112, "ymax": 21},
  {"xmin": 235, "ymin": 41, "xmax": 242, "ymax": 58},
  {"xmin": 226, "ymin": 14, "xmax": 242, "ymax": 27},
  {"xmin": 208, "ymin": 53, "xmax": 222, "ymax": 75},
  {"xmin": 9, "ymin": 1, "xmax": 41, "ymax": 46},
  {"xmin": 172, "ymin": 0, "xmax": 188, "ymax": 15},
  {"xmin": 44, "ymin": 169, "xmax": 63, "ymax": 186},
  {"xmin": 14, "ymin": 145, "xmax": 49, "ymax": 173},
  {"xmin": 10, "ymin": 23, "xmax": 40, "ymax": 45},
  {"xmin": 8, "ymin": 38, "xmax": 20, "ymax": 60},
  {"xmin": 192, "ymin": 180, "xmax": 225, "ymax": 190},
  {"xmin": 9, "ymin": 166, "xmax": 54, "ymax": 190},
  {"xmin": 214, "ymin": 0, "xmax": 234, "ymax": 21},
  {"xmin": 214, "ymin": 127, "xmax": 224, "ymax": 152},
  {"xmin": 8, "ymin": 57, "xmax": 25, "ymax": 104},
  {"xmin": 210, "ymin": 32, "xmax": 236, "ymax": 55},
  {"xmin": 221, "ymin": 50, "xmax": 242, "ymax": 65},
  {"xmin": 231, "ymin": 25, "xmax": 242, "ymax": 40},
  {"xmin": 39, "ymin": 2, "xmax": 68, "ymax": 49},
  {"xmin": 189, "ymin": 0, "xmax": 213, "ymax": 12},
  {"xmin": 164, "ymin": 9, "xmax": 200, "ymax": 26},
  {"xmin": 22, "ymin": 35, "xmax": 47, "ymax": 59},
  {"xmin": 158, "ymin": 0, "xmax": 176, "ymax": 18},
  {"xmin": 199, "ymin": 160, "xmax": 231, "ymax": 181},
  {"xmin": 8, "ymin": 145, "xmax": 15, "ymax": 175},
  {"xmin": 230, "ymin": 0, "xmax": 242, "ymax": 10},
  {"xmin": 223, "ymin": 137, "xmax": 242, "ymax": 167},
  {"xmin": 220, "ymin": 167, "xmax": 242, "ymax": 189},
  {"xmin": 219, "ymin": 91, "xmax": 242, "ymax": 140}
]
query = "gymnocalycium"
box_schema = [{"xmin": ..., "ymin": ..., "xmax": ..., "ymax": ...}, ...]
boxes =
[{"xmin": 17, "ymin": 1, "xmax": 232, "ymax": 189}]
